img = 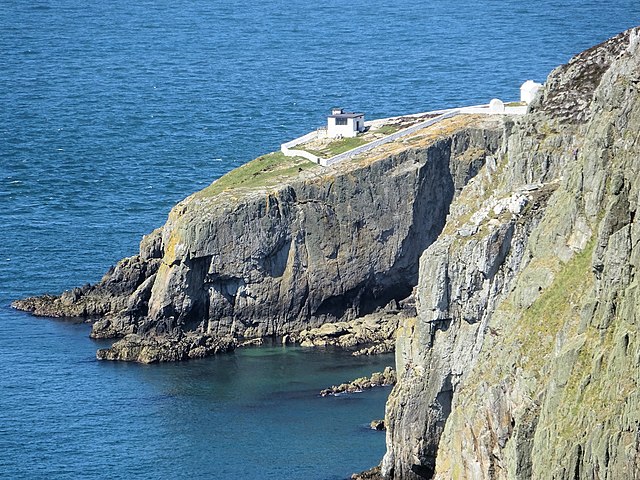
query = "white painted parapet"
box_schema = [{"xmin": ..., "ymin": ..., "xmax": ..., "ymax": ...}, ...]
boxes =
[
  {"xmin": 458, "ymin": 103, "xmax": 526, "ymax": 115},
  {"xmin": 281, "ymin": 99, "xmax": 528, "ymax": 168},
  {"xmin": 281, "ymin": 130, "xmax": 321, "ymax": 163}
]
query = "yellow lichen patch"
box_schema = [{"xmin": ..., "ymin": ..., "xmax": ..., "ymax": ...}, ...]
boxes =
[
  {"xmin": 395, "ymin": 316, "xmax": 418, "ymax": 374},
  {"xmin": 162, "ymin": 231, "xmax": 182, "ymax": 266}
]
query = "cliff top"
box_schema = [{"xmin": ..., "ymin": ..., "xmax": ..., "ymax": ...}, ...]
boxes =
[{"xmin": 188, "ymin": 113, "xmax": 504, "ymax": 207}]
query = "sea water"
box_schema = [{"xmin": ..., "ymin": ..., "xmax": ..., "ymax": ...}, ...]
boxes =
[{"xmin": 1, "ymin": 1, "xmax": 638, "ymax": 478}]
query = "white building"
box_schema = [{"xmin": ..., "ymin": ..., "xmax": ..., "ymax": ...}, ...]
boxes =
[
  {"xmin": 326, "ymin": 108, "xmax": 365, "ymax": 138},
  {"xmin": 520, "ymin": 80, "xmax": 543, "ymax": 104}
]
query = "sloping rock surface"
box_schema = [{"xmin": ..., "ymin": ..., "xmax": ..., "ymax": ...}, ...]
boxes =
[{"xmin": 381, "ymin": 27, "xmax": 640, "ymax": 480}]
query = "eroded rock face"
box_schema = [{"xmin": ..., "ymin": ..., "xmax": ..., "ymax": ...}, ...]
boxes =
[
  {"xmin": 382, "ymin": 27, "xmax": 640, "ymax": 480},
  {"xmin": 140, "ymin": 127, "xmax": 501, "ymax": 341},
  {"xmin": 14, "ymin": 116, "xmax": 504, "ymax": 362}
]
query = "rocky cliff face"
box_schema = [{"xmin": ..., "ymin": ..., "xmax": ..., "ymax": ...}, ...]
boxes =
[
  {"xmin": 14, "ymin": 27, "xmax": 638, "ymax": 479},
  {"xmin": 382, "ymin": 28, "xmax": 640, "ymax": 479},
  {"xmin": 14, "ymin": 113, "xmax": 504, "ymax": 361}
]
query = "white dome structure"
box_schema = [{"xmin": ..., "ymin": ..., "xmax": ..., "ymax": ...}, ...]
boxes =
[
  {"xmin": 520, "ymin": 80, "xmax": 542, "ymax": 104},
  {"xmin": 489, "ymin": 98, "xmax": 505, "ymax": 114}
]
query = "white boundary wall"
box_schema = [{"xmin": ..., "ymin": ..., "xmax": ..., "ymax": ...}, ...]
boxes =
[
  {"xmin": 280, "ymin": 131, "xmax": 321, "ymax": 163},
  {"xmin": 321, "ymin": 109, "xmax": 459, "ymax": 166},
  {"xmin": 280, "ymin": 102, "xmax": 527, "ymax": 168}
]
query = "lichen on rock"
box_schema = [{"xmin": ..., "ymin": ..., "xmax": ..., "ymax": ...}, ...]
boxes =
[{"xmin": 381, "ymin": 26, "xmax": 640, "ymax": 480}]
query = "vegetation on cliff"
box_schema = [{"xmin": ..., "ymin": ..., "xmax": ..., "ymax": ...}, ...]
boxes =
[
  {"xmin": 382, "ymin": 27, "xmax": 640, "ymax": 480},
  {"xmin": 194, "ymin": 151, "xmax": 318, "ymax": 198}
]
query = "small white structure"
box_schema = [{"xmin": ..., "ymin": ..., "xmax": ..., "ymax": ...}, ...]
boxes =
[
  {"xmin": 489, "ymin": 98, "xmax": 505, "ymax": 114},
  {"xmin": 326, "ymin": 108, "xmax": 365, "ymax": 138},
  {"xmin": 520, "ymin": 80, "xmax": 542, "ymax": 104}
]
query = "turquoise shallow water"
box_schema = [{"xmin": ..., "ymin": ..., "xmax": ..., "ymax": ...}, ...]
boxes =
[{"xmin": 1, "ymin": 1, "xmax": 639, "ymax": 478}]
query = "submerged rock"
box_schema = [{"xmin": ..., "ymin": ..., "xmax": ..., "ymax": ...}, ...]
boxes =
[
  {"xmin": 370, "ymin": 419, "xmax": 386, "ymax": 431},
  {"xmin": 238, "ymin": 338, "xmax": 264, "ymax": 347}
]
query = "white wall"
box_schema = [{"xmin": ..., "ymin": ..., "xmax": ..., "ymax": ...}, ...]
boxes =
[
  {"xmin": 280, "ymin": 130, "xmax": 321, "ymax": 163},
  {"xmin": 321, "ymin": 110, "xmax": 459, "ymax": 166}
]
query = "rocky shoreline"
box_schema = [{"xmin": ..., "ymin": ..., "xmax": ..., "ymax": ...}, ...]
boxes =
[
  {"xmin": 13, "ymin": 111, "xmax": 502, "ymax": 365},
  {"xmin": 319, "ymin": 366, "xmax": 396, "ymax": 396},
  {"xmin": 95, "ymin": 332, "xmax": 236, "ymax": 363},
  {"xmin": 15, "ymin": 274, "xmax": 410, "ymax": 363},
  {"xmin": 87, "ymin": 303, "xmax": 406, "ymax": 363},
  {"xmin": 290, "ymin": 299, "xmax": 410, "ymax": 356}
]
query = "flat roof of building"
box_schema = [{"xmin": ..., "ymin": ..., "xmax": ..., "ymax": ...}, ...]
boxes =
[{"xmin": 328, "ymin": 112, "xmax": 364, "ymax": 119}]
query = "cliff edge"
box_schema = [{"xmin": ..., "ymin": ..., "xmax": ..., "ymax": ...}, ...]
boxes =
[{"xmin": 14, "ymin": 111, "xmax": 505, "ymax": 362}]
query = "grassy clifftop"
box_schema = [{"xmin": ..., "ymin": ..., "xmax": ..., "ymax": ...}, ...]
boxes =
[{"xmin": 194, "ymin": 151, "xmax": 319, "ymax": 199}]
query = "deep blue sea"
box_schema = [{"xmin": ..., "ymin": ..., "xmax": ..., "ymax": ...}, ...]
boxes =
[{"xmin": 1, "ymin": 1, "xmax": 638, "ymax": 478}]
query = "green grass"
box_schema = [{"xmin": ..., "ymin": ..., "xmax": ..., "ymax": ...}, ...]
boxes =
[
  {"xmin": 194, "ymin": 151, "xmax": 318, "ymax": 198},
  {"xmin": 297, "ymin": 146, "xmax": 325, "ymax": 157},
  {"xmin": 516, "ymin": 239, "xmax": 595, "ymax": 373},
  {"xmin": 506, "ymin": 101, "xmax": 526, "ymax": 107},
  {"xmin": 294, "ymin": 125, "xmax": 402, "ymax": 159},
  {"xmin": 374, "ymin": 125, "xmax": 401, "ymax": 135},
  {"xmin": 296, "ymin": 135, "xmax": 369, "ymax": 158},
  {"xmin": 325, "ymin": 136, "xmax": 369, "ymax": 155}
]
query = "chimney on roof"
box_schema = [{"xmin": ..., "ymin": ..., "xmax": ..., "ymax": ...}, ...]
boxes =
[{"xmin": 331, "ymin": 107, "xmax": 344, "ymax": 115}]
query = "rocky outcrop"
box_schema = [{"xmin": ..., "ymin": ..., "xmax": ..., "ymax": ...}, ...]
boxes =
[
  {"xmin": 320, "ymin": 367, "xmax": 396, "ymax": 396},
  {"xmin": 96, "ymin": 332, "xmax": 236, "ymax": 363},
  {"xmin": 381, "ymin": 27, "xmax": 640, "ymax": 479},
  {"xmin": 352, "ymin": 466, "xmax": 383, "ymax": 480},
  {"xmin": 371, "ymin": 420, "xmax": 386, "ymax": 431},
  {"xmin": 13, "ymin": 250, "xmax": 161, "ymax": 321},
  {"xmin": 14, "ymin": 112, "xmax": 504, "ymax": 361},
  {"xmin": 291, "ymin": 300, "xmax": 406, "ymax": 354}
]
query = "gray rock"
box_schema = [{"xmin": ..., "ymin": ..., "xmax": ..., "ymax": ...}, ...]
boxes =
[
  {"xmin": 371, "ymin": 419, "xmax": 386, "ymax": 431},
  {"xmin": 15, "ymin": 116, "xmax": 504, "ymax": 361},
  {"xmin": 381, "ymin": 27, "xmax": 640, "ymax": 480},
  {"xmin": 320, "ymin": 367, "xmax": 396, "ymax": 396},
  {"xmin": 293, "ymin": 309, "xmax": 401, "ymax": 352},
  {"xmin": 96, "ymin": 333, "xmax": 236, "ymax": 363}
]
